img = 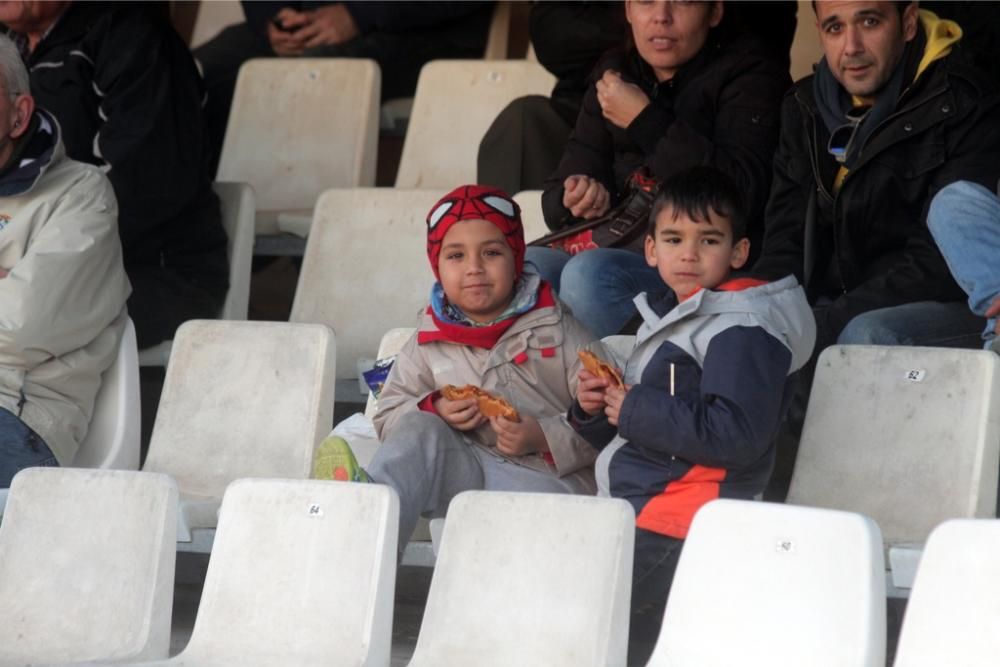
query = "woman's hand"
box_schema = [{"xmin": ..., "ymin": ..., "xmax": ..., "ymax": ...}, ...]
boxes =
[
  {"xmin": 563, "ymin": 175, "xmax": 610, "ymax": 219},
  {"xmin": 596, "ymin": 70, "xmax": 650, "ymax": 129}
]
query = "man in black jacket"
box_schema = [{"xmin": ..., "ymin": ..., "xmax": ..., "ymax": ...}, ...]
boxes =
[
  {"xmin": 0, "ymin": 1, "xmax": 229, "ymax": 350},
  {"xmin": 754, "ymin": 1, "xmax": 1000, "ymax": 353},
  {"xmin": 752, "ymin": 0, "xmax": 1000, "ymax": 497}
]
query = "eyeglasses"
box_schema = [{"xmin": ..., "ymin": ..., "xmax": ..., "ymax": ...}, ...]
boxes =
[{"xmin": 827, "ymin": 105, "xmax": 872, "ymax": 164}]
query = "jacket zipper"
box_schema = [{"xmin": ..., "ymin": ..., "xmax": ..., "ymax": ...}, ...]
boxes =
[
  {"xmin": 801, "ymin": 96, "xmax": 847, "ymax": 294},
  {"xmin": 800, "ymin": 81, "xmax": 947, "ymax": 295}
]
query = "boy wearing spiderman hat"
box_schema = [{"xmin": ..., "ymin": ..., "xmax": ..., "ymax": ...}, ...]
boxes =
[{"xmin": 324, "ymin": 184, "xmax": 603, "ymax": 550}]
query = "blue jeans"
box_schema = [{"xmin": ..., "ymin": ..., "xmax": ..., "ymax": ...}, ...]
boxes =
[
  {"xmin": 837, "ymin": 300, "xmax": 985, "ymax": 348},
  {"xmin": 927, "ymin": 180, "xmax": 1000, "ymax": 349},
  {"xmin": 526, "ymin": 247, "xmax": 663, "ymax": 338},
  {"xmin": 0, "ymin": 407, "xmax": 58, "ymax": 488}
]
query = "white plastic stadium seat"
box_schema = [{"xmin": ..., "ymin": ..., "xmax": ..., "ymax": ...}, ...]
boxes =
[
  {"xmin": 74, "ymin": 315, "xmax": 142, "ymax": 471},
  {"xmin": 187, "ymin": 0, "xmax": 244, "ymax": 50},
  {"xmin": 138, "ymin": 340, "xmax": 172, "ymax": 368},
  {"xmin": 1, "ymin": 318, "xmax": 141, "ymax": 517},
  {"xmin": 894, "ymin": 519, "xmax": 1000, "ymax": 667},
  {"xmin": 394, "ymin": 60, "xmax": 555, "ymax": 188},
  {"xmin": 138, "ymin": 180, "xmax": 257, "ymax": 367},
  {"xmin": 290, "ymin": 188, "xmax": 434, "ymax": 386},
  {"xmin": 787, "ymin": 345, "xmax": 1000, "ymax": 590},
  {"xmin": 142, "ymin": 320, "xmax": 336, "ymax": 552},
  {"xmin": 126, "ymin": 479, "xmax": 398, "ymax": 667},
  {"xmin": 376, "ymin": 1, "xmax": 516, "ymax": 136},
  {"xmin": 0, "ymin": 468, "xmax": 177, "ymax": 664},
  {"xmin": 512, "ymin": 189, "xmax": 548, "ymax": 242},
  {"xmin": 218, "ymin": 58, "xmax": 380, "ymax": 236},
  {"xmin": 408, "ymin": 491, "xmax": 635, "ymax": 667},
  {"xmin": 213, "ymin": 181, "xmax": 256, "ymax": 320},
  {"xmin": 482, "ymin": 1, "xmax": 512, "ymax": 60},
  {"xmin": 647, "ymin": 499, "xmax": 886, "ymax": 667}
]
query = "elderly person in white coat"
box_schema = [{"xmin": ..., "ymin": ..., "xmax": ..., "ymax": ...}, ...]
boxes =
[{"xmin": 0, "ymin": 35, "xmax": 130, "ymax": 487}]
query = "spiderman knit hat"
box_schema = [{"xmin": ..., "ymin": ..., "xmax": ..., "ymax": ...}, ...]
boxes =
[{"xmin": 425, "ymin": 185, "xmax": 525, "ymax": 280}]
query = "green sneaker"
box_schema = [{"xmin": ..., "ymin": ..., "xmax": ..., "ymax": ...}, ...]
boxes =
[{"xmin": 313, "ymin": 435, "xmax": 370, "ymax": 482}]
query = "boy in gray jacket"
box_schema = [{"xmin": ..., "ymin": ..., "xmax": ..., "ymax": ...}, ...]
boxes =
[{"xmin": 573, "ymin": 167, "xmax": 815, "ymax": 663}]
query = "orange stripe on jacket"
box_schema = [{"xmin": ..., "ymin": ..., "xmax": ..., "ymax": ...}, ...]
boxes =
[
  {"xmin": 679, "ymin": 277, "xmax": 768, "ymax": 302},
  {"xmin": 636, "ymin": 464, "xmax": 726, "ymax": 538}
]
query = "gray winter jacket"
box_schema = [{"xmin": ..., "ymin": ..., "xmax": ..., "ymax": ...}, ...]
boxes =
[{"xmin": 375, "ymin": 289, "xmax": 601, "ymax": 488}]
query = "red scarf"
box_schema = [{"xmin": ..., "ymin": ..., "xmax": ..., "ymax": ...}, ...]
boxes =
[{"xmin": 418, "ymin": 281, "xmax": 557, "ymax": 349}]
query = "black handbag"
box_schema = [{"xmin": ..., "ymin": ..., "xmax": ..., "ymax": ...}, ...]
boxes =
[{"xmin": 529, "ymin": 168, "xmax": 660, "ymax": 254}]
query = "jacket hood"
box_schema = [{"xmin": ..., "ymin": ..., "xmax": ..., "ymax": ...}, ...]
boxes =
[
  {"xmin": 915, "ymin": 10, "xmax": 962, "ymax": 80},
  {"xmin": 634, "ymin": 274, "xmax": 817, "ymax": 372},
  {"xmin": 0, "ymin": 108, "xmax": 63, "ymax": 197}
]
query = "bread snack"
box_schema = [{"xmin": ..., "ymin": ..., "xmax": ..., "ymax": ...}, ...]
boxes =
[
  {"xmin": 440, "ymin": 384, "xmax": 520, "ymax": 422},
  {"xmin": 476, "ymin": 392, "xmax": 520, "ymax": 421},
  {"xmin": 440, "ymin": 384, "xmax": 479, "ymax": 402},
  {"xmin": 578, "ymin": 349, "xmax": 624, "ymax": 388}
]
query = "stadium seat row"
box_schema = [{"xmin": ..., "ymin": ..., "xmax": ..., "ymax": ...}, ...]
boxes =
[
  {"xmin": 1, "ymin": 468, "xmax": 996, "ymax": 666},
  {"xmin": 217, "ymin": 57, "xmax": 554, "ymax": 244},
  {"xmin": 4, "ymin": 318, "xmax": 996, "ymax": 580}
]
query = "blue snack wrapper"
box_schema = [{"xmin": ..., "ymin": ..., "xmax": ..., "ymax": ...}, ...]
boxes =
[{"xmin": 363, "ymin": 356, "xmax": 396, "ymax": 399}]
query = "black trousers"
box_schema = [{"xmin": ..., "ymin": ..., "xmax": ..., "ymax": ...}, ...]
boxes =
[
  {"xmin": 627, "ymin": 527, "xmax": 685, "ymax": 666},
  {"xmin": 476, "ymin": 94, "xmax": 575, "ymax": 196},
  {"xmin": 127, "ymin": 264, "xmax": 227, "ymax": 349}
]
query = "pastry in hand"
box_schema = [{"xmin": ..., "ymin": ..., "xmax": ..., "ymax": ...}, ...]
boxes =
[
  {"xmin": 441, "ymin": 384, "xmax": 520, "ymax": 422},
  {"xmin": 578, "ymin": 349, "xmax": 624, "ymax": 389},
  {"xmin": 440, "ymin": 384, "xmax": 479, "ymax": 402}
]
